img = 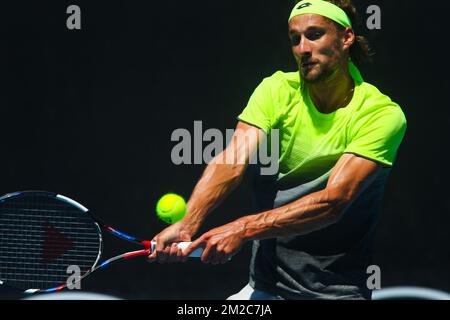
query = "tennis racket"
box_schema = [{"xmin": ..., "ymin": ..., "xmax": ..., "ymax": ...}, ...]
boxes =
[{"xmin": 0, "ymin": 190, "xmax": 202, "ymax": 293}]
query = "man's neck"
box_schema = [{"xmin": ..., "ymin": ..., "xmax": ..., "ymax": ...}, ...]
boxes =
[{"xmin": 306, "ymin": 62, "xmax": 355, "ymax": 114}]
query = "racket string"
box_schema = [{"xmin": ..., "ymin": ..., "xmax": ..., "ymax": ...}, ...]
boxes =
[{"xmin": 0, "ymin": 194, "xmax": 101, "ymax": 290}]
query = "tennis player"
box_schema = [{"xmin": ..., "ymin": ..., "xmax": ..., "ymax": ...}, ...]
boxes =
[{"xmin": 148, "ymin": 0, "xmax": 407, "ymax": 300}]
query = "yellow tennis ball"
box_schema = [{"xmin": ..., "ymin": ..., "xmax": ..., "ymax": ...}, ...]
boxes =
[{"xmin": 156, "ymin": 193, "xmax": 186, "ymax": 224}]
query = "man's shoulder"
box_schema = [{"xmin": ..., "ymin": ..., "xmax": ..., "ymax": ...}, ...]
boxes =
[
  {"xmin": 354, "ymin": 81, "xmax": 407, "ymax": 126},
  {"xmin": 261, "ymin": 70, "xmax": 301, "ymax": 91},
  {"xmin": 357, "ymin": 82, "xmax": 405, "ymax": 114}
]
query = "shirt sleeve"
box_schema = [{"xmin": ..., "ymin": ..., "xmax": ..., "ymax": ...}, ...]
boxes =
[
  {"xmin": 237, "ymin": 77, "xmax": 277, "ymax": 134},
  {"xmin": 345, "ymin": 106, "xmax": 407, "ymax": 167}
]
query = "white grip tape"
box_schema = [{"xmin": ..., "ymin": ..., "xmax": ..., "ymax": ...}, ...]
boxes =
[{"xmin": 150, "ymin": 241, "xmax": 202, "ymax": 258}]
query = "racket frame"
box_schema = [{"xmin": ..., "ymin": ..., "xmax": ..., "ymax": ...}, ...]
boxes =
[{"xmin": 0, "ymin": 190, "xmax": 200, "ymax": 294}]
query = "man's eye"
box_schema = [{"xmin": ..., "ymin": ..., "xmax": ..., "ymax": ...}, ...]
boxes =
[
  {"xmin": 306, "ymin": 31, "xmax": 323, "ymax": 40},
  {"xmin": 290, "ymin": 35, "xmax": 300, "ymax": 46}
]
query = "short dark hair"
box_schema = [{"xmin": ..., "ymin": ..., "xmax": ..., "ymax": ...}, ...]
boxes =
[{"xmin": 293, "ymin": 0, "xmax": 373, "ymax": 66}]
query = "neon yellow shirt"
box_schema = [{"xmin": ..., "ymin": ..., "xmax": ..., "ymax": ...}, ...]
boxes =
[{"xmin": 238, "ymin": 71, "xmax": 407, "ymax": 183}]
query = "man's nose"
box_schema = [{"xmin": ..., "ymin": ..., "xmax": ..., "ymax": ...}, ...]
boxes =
[{"xmin": 294, "ymin": 38, "xmax": 312, "ymax": 57}]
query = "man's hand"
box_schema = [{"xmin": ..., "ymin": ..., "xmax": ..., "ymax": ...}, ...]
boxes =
[
  {"xmin": 147, "ymin": 220, "xmax": 198, "ymax": 263},
  {"xmin": 184, "ymin": 219, "xmax": 248, "ymax": 265},
  {"xmin": 148, "ymin": 122, "xmax": 262, "ymax": 264}
]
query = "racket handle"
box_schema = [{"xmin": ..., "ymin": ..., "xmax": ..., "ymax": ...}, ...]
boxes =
[{"xmin": 150, "ymin": 241, "xmax": 203, "ymax": 258}]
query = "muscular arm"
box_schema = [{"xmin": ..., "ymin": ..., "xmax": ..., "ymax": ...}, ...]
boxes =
[
  {"xmin": 187, "ymin": 153, "xmax": 382, "ymax": 263},
  {"xmin": 182, "ymin": 121, "xmax": 264, "ymax": 231},
  {"xmin": 239, "ymin": 153, "xmax": 382, "ymax": 240},
  {"xmin": 148, "ymin": 121, "xmax": 263, "ymax": 262}
]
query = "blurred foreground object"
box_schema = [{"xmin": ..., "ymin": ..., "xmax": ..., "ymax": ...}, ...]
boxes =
[
  {"xmin": 373, "ymin": 287, "xmax": 450, "ymax": 300},
  {"xmin": 22, "ymin": 292, "xmax": 122, "ymax": 300}
]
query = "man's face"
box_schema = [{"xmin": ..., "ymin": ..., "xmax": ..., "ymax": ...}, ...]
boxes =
[{"xmin": 288, "ymin": 14, "xmax": 349, "ymax": 83}]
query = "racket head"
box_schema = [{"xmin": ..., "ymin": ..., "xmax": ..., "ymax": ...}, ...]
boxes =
[{"xmin": 0, "ymin": 191, "xmax": 102, "ymax": 293}]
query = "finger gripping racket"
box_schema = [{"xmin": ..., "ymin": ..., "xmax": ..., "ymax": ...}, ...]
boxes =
[{"xmin": 0, "ymin": 191, "xmax": 202, "ymax": 294}]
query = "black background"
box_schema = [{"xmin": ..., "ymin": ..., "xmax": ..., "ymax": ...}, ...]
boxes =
[{"xmin": 0, "ymin": 0, "xmax": 449, "ymax": 299}]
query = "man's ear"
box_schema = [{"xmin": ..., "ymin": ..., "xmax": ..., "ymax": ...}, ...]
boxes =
[{"xmin": 342, "ymin": 27, "xmax": 355, "ymax": 50}]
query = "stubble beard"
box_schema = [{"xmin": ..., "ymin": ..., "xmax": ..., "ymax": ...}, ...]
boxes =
[{"xmin": 301, "ymin": 62, "xmax": 339, "ymax": 84}]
